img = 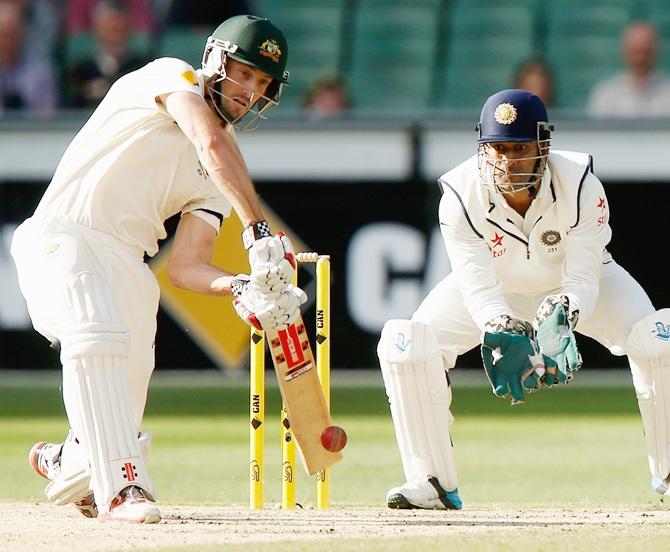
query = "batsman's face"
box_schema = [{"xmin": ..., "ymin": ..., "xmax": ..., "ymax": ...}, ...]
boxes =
[{"xmin": 219, "ymin": 59, "xmax": 273, "ymax": 118}]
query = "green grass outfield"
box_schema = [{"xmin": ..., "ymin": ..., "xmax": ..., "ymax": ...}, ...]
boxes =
[{"xmin": 1, "ymin": 369, "xmax": 667, "ymax": 551}]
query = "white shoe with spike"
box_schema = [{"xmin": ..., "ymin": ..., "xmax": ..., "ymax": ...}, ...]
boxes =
[
  {"xmin": 99, "ymin": 486, "xmax": 161, "ymax": 524},
  {"xmin": 29, "ymin": 441, "xmax": 99, "ymax": 518}
]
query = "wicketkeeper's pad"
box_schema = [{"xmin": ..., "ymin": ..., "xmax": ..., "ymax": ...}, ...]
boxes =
[{"xmin": 378, "ymin": 319, "xmax": 458, "ymax": 493}]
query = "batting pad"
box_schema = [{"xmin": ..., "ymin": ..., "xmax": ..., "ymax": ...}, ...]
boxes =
[
  {"xmin": 378, "ymin": 319, "xmax": 458, "ymax": 491},
  {"xmin": 62, "ymin": 356, "xmax": 154, "ymax": 508}
]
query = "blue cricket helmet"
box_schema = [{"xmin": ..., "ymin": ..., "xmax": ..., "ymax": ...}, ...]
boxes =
[{"xmin": 477, "ymin": 89, "xmax": 552, "ymax": 143}]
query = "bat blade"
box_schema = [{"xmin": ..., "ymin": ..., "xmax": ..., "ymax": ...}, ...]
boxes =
[{"xmin": 267, "ymin": 315, "xmax": 343, "ymax": 474}]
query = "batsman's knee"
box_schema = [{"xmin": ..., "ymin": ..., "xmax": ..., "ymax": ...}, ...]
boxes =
[
  {"xmin": 58, "ymin": 272, "xmax": 130, "ymax": 362},
  {"xmin": 59, "ymin": 321, "xmax": 130, "ymax": 362}
]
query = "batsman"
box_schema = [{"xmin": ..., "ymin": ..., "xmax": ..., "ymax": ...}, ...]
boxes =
[
  {"xmin": 11, "ymin": 15, "xmax": 306, "ymax": 523},
  {"xmin": 378, "ymin": 89, "xmax": 670, "ymax": 510}
]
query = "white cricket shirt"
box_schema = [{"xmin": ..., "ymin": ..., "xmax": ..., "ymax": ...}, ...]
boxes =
[
  {"xmin": 35, "ymin": 57, "xmax": 232, "ymax": 257},
  {"xmin": 438, "ymin": 150, "xmax": 613, "ymax": 329}
]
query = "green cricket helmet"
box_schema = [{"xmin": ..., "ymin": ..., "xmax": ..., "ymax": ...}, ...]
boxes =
[{"xmin": 201, "ymin": 15, "xmax": 289, "ymax": 130}]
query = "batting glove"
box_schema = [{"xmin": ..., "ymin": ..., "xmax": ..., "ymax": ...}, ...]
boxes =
[
  {"xmin": 248, "ymin": 232, "xmax": 297, "ymax": 297},
  {"xmin": 232, "ymin": 275, "xmax": 306, "ymax": 332}
]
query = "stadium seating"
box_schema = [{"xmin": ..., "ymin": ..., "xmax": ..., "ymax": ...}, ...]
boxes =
[
  {"xmin": 435, "ymin": 1, "xmax": 538, "ymax": 110},
  {"xmin": 156, "ymin": 27, "xmax": 212, "ymax": 69},
  {"xmin": 646, "ymin": 0, "xmax": 670, "ymax": 72},
  {"xmin": 349, "ymin": 0, "xmax": 442, "ymax": 113},
  {"xmin": 56, "ymin": 0, "xmax": 670, "ymax": 115},
  {"xmin": 258, "ymin": 0, "xmax": 347, "ymax": 112}
]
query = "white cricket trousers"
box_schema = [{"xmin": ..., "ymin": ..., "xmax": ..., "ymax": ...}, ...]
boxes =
[
  {"xmin": 10, "ymin": 214, "xmax": 160, "ymax": 429},
  {"xmin": 413, "ymin": 260, "xmax": 655, "ymax": 368}
]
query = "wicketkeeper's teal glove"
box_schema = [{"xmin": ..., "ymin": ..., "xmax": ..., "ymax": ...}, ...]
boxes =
[
  {"xmin": 481, "ymin": 331, "xmax": 556, "ymax": 405},
  {"xmin": 534, "ymin": 295, "xmax": 582, "ymax": 385}
]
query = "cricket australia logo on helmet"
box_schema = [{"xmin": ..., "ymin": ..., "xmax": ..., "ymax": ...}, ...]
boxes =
[{"xmin": 259, "ymin": 39, "xmax": 282, "ymax": 63}]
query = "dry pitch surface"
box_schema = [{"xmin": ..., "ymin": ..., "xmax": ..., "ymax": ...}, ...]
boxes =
[{"xmin": 4, "ymin": 502, "xmax": 670, "ymax": 551}]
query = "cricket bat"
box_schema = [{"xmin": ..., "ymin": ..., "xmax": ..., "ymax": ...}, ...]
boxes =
[{"xmin": 266, "ymin": 314, "xmax": 343, "ymax": 475}]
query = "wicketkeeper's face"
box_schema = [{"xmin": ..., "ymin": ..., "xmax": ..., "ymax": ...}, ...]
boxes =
[{"xmin": 481, "ymin": 140, "xmax": 547, "ymax": 193}]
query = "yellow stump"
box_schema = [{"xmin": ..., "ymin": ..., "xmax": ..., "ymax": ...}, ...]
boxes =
[
  {"xmin": 281, "ymin": 262, "xmax": 298, "ymax": 509},
  {"xmin": 316, "ymin": 255, "xmax": 331, "ymax": 509},
  {"xmin": 250, "ymin": 328, "xmax": 265, "ymax": 509},
  {"xmin": 281, "ymin": 405, "xmax": 296, "ymax": 509}
]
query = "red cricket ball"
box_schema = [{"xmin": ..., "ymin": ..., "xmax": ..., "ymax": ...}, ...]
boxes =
[{"xmin": 320, "ymin": 425, "xmax": 347, "ymax": 452}]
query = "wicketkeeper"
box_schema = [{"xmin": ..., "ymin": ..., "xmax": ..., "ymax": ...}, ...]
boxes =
[
  {"xmin": 11, "ymin": 15, "xmax": 305, "ymax": 524},
  {"xmin": 378, "ymin": 89, "xmax": 670, "ymax": 510}
]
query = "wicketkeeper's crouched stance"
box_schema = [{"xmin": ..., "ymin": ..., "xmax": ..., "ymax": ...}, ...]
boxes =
[
  {"xmin": 378, "ymin": 89, "xmax": 670, "ymax": 510},
  {"xmin": 12, "ymin": 16, "xmax": 306, "ymax": 523}
]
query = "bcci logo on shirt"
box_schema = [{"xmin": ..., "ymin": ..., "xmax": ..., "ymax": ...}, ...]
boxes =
[{"xmin": 540, "ymin": 230, "xmax": 561, "ymax": 253}]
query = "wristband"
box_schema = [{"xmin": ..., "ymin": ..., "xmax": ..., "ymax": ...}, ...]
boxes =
[
  {"xmin": 242, "ymin": 220, "xmax": 271, "ymax": 250},
  {"xmin": 230, "ymin": 274, "xmax": 250, "ymax": 297},
  {"xmin": 484, "ymin": 315, "xmax": 533, "ymax": 337}
]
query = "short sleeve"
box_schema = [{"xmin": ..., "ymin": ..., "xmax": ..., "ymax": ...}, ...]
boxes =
[
  {"xmin": 181, "ymin": 178, "xmax": 233, "ymax": 234},
  {"xmin": 131, "ymin": 57, "xmax": 204, "ymax": 110}
]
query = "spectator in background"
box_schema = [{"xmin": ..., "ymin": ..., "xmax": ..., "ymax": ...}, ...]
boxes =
[
  {"xmin": 67, "ymin": 0, "xmax": 149, "ymax": 108},
  {"xmin": 588, "ymin": 21, "xmax": 670, "ymax": 118},
  {"xmin": 514, "ymin": 58, "xmax": 554, "ymax": 108},
  {"xmin": 8, "ymin": 0, "xmax": 62, "ymax": 60},
  {"xmin": 302, "ymin": 74, "xmax": 351, "ymax": 119},
  {"xmin": 67, "ymin": 0, "xmax": 152, "ymax": 33},
  {"xmin": 0, "ymin": 0, "xmax": 57, "ymax": 115}
]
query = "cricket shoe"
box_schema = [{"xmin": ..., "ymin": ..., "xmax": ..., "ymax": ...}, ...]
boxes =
[
  {"xmin": 386, "ymin": 475, "xmax": 462, "ymax": 510},
  {"xmin": 99, "ymin": 486, "xmax": 161, "ymax": 524},
  {"xmin": 29, "ymin": 441, "xmax": 99, "ymax": 518},
  {"xmin": 29, "ymin": 441, "xmax": 62, "ymax": 481}
]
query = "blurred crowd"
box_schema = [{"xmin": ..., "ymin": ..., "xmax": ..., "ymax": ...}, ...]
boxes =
[
  {"xmin": 0, "ymin": 0, "xmax": 256, "ymax": 116},
  {"xmin": 0, "ymin": 0, "xmax": 669, "ymax": 119}
]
